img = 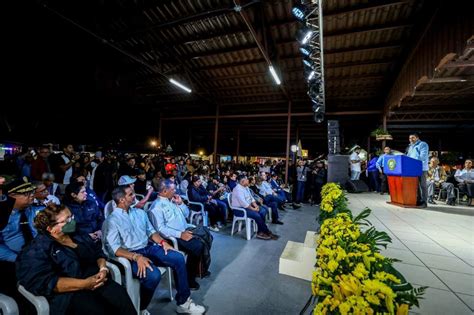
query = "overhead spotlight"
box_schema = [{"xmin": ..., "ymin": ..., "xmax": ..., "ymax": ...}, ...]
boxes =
[
  {"xmin": 306, "ymin": 70, "xmax": 321, "ymax": 84},
  {"xmin": 292, "ymin": 5, "xmax": 306, "ymax": 21},
  {"xmin": 309, "ymin": 84, "xmax": 323, "ymax": 98},
  {"xmin": 297, "ymin": 28, "xmax": 314, "ymax": 45},
  {"xmin": 303, "ymin": 59, "xmax": 312, "ymax": 68},
  {"xmin": 314, "ymin": 112, "xmax": 325, "ymax": 123},
  {"xmin": 300, "ymin": 47, "xmax": 311, "ymax": 56}
]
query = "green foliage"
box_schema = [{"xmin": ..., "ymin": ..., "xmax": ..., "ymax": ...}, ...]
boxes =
[{"xmin": 370, "ymin": 128, "xmax": 391, "ymax": 136}]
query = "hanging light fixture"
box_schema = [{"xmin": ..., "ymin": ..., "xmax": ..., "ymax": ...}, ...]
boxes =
[
  {"xmin": 269, "ymin": 65, "xmax": 281, "ymax": 85},
  {"xmin": 169, "ymin": 78, "xmax": 192, "ymax": 93}
]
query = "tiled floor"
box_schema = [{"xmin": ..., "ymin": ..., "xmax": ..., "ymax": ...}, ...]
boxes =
[{"xmin": 347, "ymin": 193, "xmax": 474, "ymax": 314}]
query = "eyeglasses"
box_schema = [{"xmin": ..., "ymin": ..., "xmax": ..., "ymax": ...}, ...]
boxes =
[{"xmin": 53, "ymin": 214, "xmax": 74, "ymax": 225}]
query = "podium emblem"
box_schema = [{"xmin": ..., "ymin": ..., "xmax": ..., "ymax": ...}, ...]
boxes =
[{"xmin": 387, "ymin": 158, "xmax": 397, "ymax": 171}]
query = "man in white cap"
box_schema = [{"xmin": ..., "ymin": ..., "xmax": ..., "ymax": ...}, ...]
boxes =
[{"xmin": 350, "ymin": 146, "xmax": 362, "ymax": 180}]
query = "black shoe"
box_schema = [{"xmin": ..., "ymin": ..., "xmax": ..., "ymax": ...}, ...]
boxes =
[
  {"xmin": 278, "ymin": 206, "xmax": 286, "ymax": 211},
  {"xmin": 189, "ymin": 279, "xmax": 200, "ymax": 291},
  {"xmin": 256, "ymin": 232, "xmax": 271, "ymax": 240},
  {"xmin": 268, "ymin": 232, "xmax": 280, "ymax": 240},
  {"xmin": 292, "ymin": 203, "xmax": 301, "ymax": 209},
  {"xmin": 202, "ymin": 271, "xmax": 211, "ymax": 278},
  {"xmin": 419, "ymin": 202, "xmax": 427, "ymax": 208},
  {"xmin": 272, "ymin": 220, "xmax": 284, "ymax": 225},
  {"xmin": 428, "ymin": 198, "xmax": 437, "ymax": 205},
  {"xmin": 447, "ymin": 199, "xmax": 456, "ymax": 206}
]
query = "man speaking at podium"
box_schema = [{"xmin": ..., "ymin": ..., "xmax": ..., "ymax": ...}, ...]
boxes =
[{"xmin": 406, "ymin": 133, "xmax": 429, "ymax": 208}]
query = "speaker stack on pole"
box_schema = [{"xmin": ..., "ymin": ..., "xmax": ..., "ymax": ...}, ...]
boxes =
[
  {"xmin": 327, "ymin": 120, "xmax": 349, "ymax": 186},
  {"xmin": 327, "ymin": 120, "xmax": 340, "ymax": 155}
]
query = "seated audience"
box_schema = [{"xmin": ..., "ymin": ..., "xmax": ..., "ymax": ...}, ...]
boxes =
[
  {"xmin": 188, "ymin": 176, "xmax": 226, "ymax": 231},
  {"xmin": 427, "ymin": 157, "xmax": 456, "ymax": 205},
  {"xmin": 16, "ymin": 203, "xmax": 136, "ymax": 315},
  {"xmin": 64, "ymin": 181, "xmax": 104, "ymax": 240},
  {"xmin": 31, "ymin": 182, "xmax": 60, "ymax": 216},
  {"xmin": 149, "ymin": 179, "xmax": 213, "ymax": 290},
  {"xmin": 73, "ymin": 174, "xmax": 104, "ymax": 210},
  {"xmin": 0, "ymin": 177, "xmax": 37, "ymax": 307},
  {"xmin": 231, "ymin": 175, "xmax": 279, "ymax": 240},
  {"xmin": 103, "ymin": 186, "xmax": 205, "ymax": 314},
  {"xmin": 455, "ymin": 159, "xmax": 474, "ymax": 206},
  {"xmin": 118, "ymin": 175, "xmax": 154, "ymax": 209}
]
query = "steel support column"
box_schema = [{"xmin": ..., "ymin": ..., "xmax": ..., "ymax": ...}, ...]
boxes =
[
  {"xmin": 285, "ymin": 101, "xmax": 292, "ymax": 184},
  {"xmin": 213, "ymin": 105, "xmax": 219, "ymax": 165}
]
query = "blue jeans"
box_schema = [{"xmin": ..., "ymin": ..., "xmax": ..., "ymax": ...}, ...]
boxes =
[
  {"xmin": 131, "ymin": 243, "xmax": 189, "ymax": 309},
  {"xmin": 296, "ymin": 181, "xmax": 306, "ymax": 203},
  {"xmin": 234, "ymin": 207, "xmax": 269, "ymax": 234},
  {"xmin": 368, "ymin": 171, "xmax": 380, "ymax": 192},
  {"xmin": 213, "ymin": 199, "xmax": 228, "ymax": 222},
  {"xmin": 263, "ymin": 196, "xmax": 279, "ymax": 221}
]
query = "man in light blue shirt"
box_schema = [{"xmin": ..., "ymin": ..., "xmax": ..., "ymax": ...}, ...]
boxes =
[
  {"xmin": 455, "ymin": 159, "xmax": 474, "ymax": 206},
  {"xmin": 376, "ymin": 146, "xmax": 392, "ymax": 195},
  {"xmin": 149, "ymin": 179, "xmax": 212, "ymax": 290},
  {"xmin": 103, "ymin": 185, "xmax": 205, "ymax": 314},
  {"xmin": 406, "ymin": 133, "xmax": 430, "ymax": 207}
]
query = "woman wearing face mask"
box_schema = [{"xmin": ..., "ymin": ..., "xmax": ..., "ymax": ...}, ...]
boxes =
[{"xmin": 15, "ymin": 203, "xmax": 135, "ymax": 315}]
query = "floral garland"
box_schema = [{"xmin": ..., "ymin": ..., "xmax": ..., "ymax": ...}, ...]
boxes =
[
  {"xmin": 319, "ymin": 183, "xmax": 349, "ymax": 224},
  {"xmin": 312, "ymin": 183, "xmax": 426, "ymax": 315}
]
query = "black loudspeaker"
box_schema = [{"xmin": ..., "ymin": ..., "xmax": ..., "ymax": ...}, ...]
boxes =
[
  {"xmin": 327, "ymin": 120, "xmax": 340, "ymax": 154},
  {"xmin": 328, "ymin": 155, "xmax": 349, "ymax": 186},
  {"xmin": 345, "ymin": 180, "xmax": 369, "ymax": 193}
]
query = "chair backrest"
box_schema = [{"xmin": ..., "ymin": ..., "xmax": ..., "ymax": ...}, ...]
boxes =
[
  {"xmin": 104, "ymin": 200, "xmax": 115, "ymax": 219},
  {"xmin": 227, "ymin": 192, "xmax": 246, "ymax": 217},
  {"xmin": 0, "ymin": 293, "xmax": 19, "ymax": 315},
  {"xmin": 143, "ymin": 201, "xmax": 153, "ymax": 212}
]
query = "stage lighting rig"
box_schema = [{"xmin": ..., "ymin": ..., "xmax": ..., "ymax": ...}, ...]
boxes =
[{"xmin": 293, "ymin": 0, "xmax": 325, "ymax": 124}]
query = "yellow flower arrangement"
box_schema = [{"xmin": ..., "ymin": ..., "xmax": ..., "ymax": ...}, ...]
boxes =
[{"xmin": 311, "ymin": 184, "xmax": 427, "ymax": 314}]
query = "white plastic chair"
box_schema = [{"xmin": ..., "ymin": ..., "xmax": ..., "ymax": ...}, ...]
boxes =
[
  {"xmin": 111, "ymin": 256, "xmax": 174, "ymax": 313},
  {"xmin": 17, "ymin": 261, "xmax": 120, "ymax": 315},
  {"xmin": 0, "ymin": 293, "xmax": 19, "ymax": 315},
  {"xmin": 104, "ymin": 200, "xmax": 115, "ymax": 218},
  {"xmin": 17, "ymin": 285, "xmax": 49, "ymax": 315},
  {"xmin": 227, "ymin": 193, "xmax": 257, "ymax": 240},
  {"xmin": 143, "ymin": 201, "xmax": 153, "ymax": 212},
  {"xmin": 183, "ymin": 191, "xmax": 208, "ymax": 227}
]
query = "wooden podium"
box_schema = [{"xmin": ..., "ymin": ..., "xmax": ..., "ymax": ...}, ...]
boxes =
[{"xmin": 383, "ymin": 155, "xmax": 422, "ymax": 207}]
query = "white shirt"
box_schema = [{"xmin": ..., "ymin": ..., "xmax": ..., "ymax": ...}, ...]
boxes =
[
  {"xmin": 148, "ymin": 196, "xmax": 191, "ymax": 239},
  {"xmin": 455, "ymin": 168, "xmax": 474, "ymax": 183},
  {"xmin": 61, "ymin": 154, "xmax": 73, "ymax": 184},
  {"xmin": 350, "ymin": 152, "xmax": 361, "ymax": 172},
  {"xmin": 231, "ymin": 184, "xmax": 254, "ymax": 209}
]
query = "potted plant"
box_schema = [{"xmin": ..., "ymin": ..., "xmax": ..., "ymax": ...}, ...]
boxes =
[{"xmin": 371, "ymin": 128, "xmax": 393, "ymax": 141}]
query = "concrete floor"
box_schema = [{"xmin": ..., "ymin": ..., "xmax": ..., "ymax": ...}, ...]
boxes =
[
  {"xmin": 148, "ymin": 192, "xmax": 474, "ymax": 314},
  {"xmin": 149, "ymin": 204, "xmax": 317, "ymax": 314},
  {"xmin": 347, "ymin": 192, "xmax": 474, "ymax": 315}
]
